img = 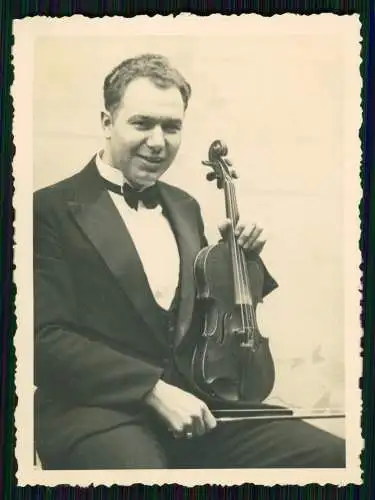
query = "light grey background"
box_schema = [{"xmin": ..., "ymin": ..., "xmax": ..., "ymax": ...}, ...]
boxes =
[{"xmin": 33, "ymin": 34, "xmax": 346, "ymax": 420}]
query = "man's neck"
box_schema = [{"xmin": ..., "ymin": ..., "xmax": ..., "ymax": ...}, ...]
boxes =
[
  {"xmin": 101, "ymin": 149, "xmax": 116, "ymax": 169},
  {"xmin": 97, "ymin": 149, "xmax": 155, "ymax": 191}
]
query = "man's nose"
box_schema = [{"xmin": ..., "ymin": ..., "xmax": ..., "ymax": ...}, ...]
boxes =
[{"xmin": 146, "ymin": 125, "xmax": 165, "ymax": 150}]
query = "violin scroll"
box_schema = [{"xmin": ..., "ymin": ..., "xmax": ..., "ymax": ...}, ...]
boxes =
[
  {"xmin": 208, "ymin": 139, "xmax": 228, "ymax": 160},
  {"xmin": 203, "ymin": 140, "xmax": 238, "ymax": 189}
]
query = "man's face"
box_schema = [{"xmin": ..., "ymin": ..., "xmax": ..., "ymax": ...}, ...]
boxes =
[{"xmin": 102, "ymin": 77, "xmax": 185, "ymax": 188}]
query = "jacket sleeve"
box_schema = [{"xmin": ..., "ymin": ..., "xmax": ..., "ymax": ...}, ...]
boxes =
[
  {"xmin": 34, "ymin": 193, "xmax": 163, "ymax": 408},
  {"xmin": 195, "ymin": 201, "xmax": 209, "ymax": 249},
  {"xmin": 258, "ymin": 256, "xmax": 279, "ymax": 298}
]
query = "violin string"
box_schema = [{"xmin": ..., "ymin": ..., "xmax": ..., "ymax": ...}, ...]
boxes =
[
  {"xmin": 229, "ymin": 179, "xmax": 246, "ymax": 308},
  {"xmin": 240, "ymin": 246, "xmax": 257, "ymax": 333},
  {"xmin": 229, "ymin": 180, "xmax": 250, "ymax": 310},
  {"xmin": 224, "ymin": 172, "xmax": 246, "ymax": 332},
  {"xmin": 231, "ymin": 182, "xmax": 251, "ymax": 303},
  {"xmin": 231, "ymin": 180, "xmax": 258, "ymax": 335},
  {"xmin": 226, "ymin": 175, "xmax": 254, "ymax": 398},
  {"xmin": 229, "ymin": 177, "xmax": 257, "ymax": 346},
  {"xmin": 226, "ymin": 173, "xmax": 249, "ymax": 335}
]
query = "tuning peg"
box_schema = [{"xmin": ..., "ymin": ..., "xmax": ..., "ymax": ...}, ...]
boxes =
[
  {"xmin": 206, "ymin": 172, "xmax": 217, "ymax": 181},
  {"xmin": 230, "ymin": 169, "xmax": 239, "ymax": 179}
]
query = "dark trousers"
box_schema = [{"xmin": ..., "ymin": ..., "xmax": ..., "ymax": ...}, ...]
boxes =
[{"xmin": 47, "ymin": 418, "xmax": 345, "ymax": 469}]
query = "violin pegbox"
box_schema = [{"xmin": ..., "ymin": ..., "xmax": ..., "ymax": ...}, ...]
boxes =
[
  {"xmin": 223, "ymin": 158, "xmax": 239, "ymax": 180},
  {"xmin": 202, "ymin": 140, "xmax": 237, "ymax": 190}
]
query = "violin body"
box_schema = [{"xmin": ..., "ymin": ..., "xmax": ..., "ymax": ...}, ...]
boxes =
[{"xmin": 192, "ymin": 241, "xmax": 275, "ymax": 403}]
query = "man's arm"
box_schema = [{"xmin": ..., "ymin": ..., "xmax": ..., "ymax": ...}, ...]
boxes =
[{"xmin": 34, "ymin": 194, "xmax": 163, "ymax": 408}]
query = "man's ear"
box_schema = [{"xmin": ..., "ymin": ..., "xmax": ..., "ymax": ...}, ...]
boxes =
[{"xmin": 101, "ymin": 110, "xmax": 112, "ymax": 139}]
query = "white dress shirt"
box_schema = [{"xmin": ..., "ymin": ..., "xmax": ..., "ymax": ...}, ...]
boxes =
[{"xmin": 95, "ymin": 152, "xmax": 180, "ymax": 310}]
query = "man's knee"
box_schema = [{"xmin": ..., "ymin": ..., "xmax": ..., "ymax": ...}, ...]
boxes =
[
  {"xmin": 43, "ymin": 424, "xmax": 169, "ymax": 469},
  {"xmin": 285, "ymin": 421, "xmax": 346, "ymax": 468}
]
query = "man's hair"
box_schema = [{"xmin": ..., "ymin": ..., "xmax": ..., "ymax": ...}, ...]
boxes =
[{"xmin": 103, "ymin": 53, "xmax": 192, "ymax": 116}]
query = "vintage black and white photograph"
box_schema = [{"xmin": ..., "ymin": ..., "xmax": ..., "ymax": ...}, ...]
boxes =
[{"xmin": 13, "ymin": 15, "xmax": 362, "ymax": 486}]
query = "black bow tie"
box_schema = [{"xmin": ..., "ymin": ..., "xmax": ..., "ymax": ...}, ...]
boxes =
[
  {"xmin": 122, "ymin": 183, "xmax": 161, "ymax": 210},
  {"xmin": 101, "ymin": 178, "xmax": 161, "ymax": 211}
]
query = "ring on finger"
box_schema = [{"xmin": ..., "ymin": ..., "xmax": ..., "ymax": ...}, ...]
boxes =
[{"xmin": 172, "ymin": 431, "xmax": 183, "ymax": 439}]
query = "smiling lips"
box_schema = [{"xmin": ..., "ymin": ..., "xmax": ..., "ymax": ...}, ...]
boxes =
[{"xmin": 138, "ymin": 155, "xmax": 165, "ymax": 164}]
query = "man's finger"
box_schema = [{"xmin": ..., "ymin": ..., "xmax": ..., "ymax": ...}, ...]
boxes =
[
  {"xmin": 237, "ymin": 224, "xmax": 258, "ymax": 246},
  {"xmin": 170, "ymin": 423, "xmax": 185, "ymax": 439},
  {"xmin": 234, "ymin": 222, "xmax": 246, "ymax": 237},
  {"xmin": 218, "ymin": 219, "xmax": 232, "ymax": 238},
  {"xmin": 240, "ymin": 226, "xmax": 263, "ymax": 248},
  {"xmin": 191, "ymin": 412, "xmax": 206, "ymax": 437},
  {"xmin": 202, "ymin": 406, "xmax": 217, "ymax": 432},
  {"xmin": 249, "ymin": 239, "xmax": 266, "ymax": 254},
  {"xmin": 248, "ymin": 227, "xmax": 264, "ymax": 247}
]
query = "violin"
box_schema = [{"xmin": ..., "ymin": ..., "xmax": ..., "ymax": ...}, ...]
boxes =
[{"xmin": 191, "ymin": 140, "xmax": 275, "ymax": 404}]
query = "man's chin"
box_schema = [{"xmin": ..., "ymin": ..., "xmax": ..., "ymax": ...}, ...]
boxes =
[
  {"xmin": 133, "ymin": 169, "xmax": 167, "ymax": 187},
  {"xmin": 130, "ymin": 174, "xmax": 160, "ymax": 189}
]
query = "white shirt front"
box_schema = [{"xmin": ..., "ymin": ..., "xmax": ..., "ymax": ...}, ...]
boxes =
[{"xmin": 95, "ymin": 152, "xmax": 180, "ymax": 310}]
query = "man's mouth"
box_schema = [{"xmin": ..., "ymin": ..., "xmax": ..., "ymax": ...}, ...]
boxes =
[{"xmin": 137, "ymin": 155, "xmax": 165, "ymax": 164}]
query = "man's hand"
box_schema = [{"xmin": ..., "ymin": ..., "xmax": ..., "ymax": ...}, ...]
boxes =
[
  {"xmin": 145, "ymin": 380, "xmax": 217, "ymax": 439},
  {"xmin": 219, "ymin": 219, "xmax": 266, "ymax": 254}
]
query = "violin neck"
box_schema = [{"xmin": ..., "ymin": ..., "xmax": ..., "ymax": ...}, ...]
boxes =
[
  {"xmin": 224, "ymin": 179, "xmax": 240, "ymax": 228},
  {"xmin": 223, "ymin": 179, "xmax": 250, "ymax": 305}
]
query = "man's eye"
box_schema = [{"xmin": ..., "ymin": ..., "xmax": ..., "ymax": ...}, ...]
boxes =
[
  {"xmin": 133, "ymin": 121, "xmax": 152, "ymax": 130},
  {"xmin": 163, "ymin": 124, "xmax": 181, "ymax": 134}
]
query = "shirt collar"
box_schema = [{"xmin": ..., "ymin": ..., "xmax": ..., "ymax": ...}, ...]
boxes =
[
  {"xmin": 95, "ymin": 150, "xmax": 156, "ymax": 191},
  {"xmin": 95, "ymin": 150, "xmax": 125, "ymax": 187}
]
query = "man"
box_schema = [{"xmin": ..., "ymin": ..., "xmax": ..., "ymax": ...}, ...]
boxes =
[{"xmin": 34, "ymin": 53, "xmax": 345, "ymax": 469}]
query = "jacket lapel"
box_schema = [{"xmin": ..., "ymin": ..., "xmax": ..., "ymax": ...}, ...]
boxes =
[
  {"xmin": 67, "ymin": 163, "xmax": 168, "ymax": 344},
  {"xmin": 159, "ymin": 183, "xmax": 201, "ymax": 347}
]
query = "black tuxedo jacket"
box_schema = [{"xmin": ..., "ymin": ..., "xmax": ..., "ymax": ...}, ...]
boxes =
[{"xmin": 34, "ymin": 158, "xmax": 277, "ymax": 463}]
